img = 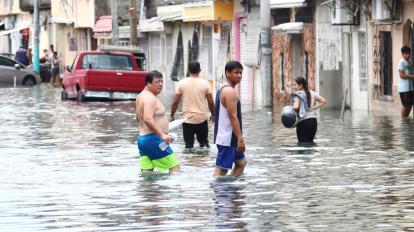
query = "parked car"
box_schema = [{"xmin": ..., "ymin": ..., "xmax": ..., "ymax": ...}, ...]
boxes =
[
  {"xmin": 61, "ymin": 50, "xmax": 148, "ymax": 102},
  {"xmin": 0, "ymin": 55, "xmax": 41, "ymax": 87}
]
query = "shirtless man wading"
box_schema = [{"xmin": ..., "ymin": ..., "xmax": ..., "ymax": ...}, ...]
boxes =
[{"xmin": 136, "ymin": 71, "xmax": 180, "ymax": 173}]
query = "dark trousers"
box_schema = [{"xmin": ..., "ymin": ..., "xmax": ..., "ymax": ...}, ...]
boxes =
[
  {"xmin": 296, "ymin": 118, "xmax": 317, "ymax": 144},
  {"xmin": 182, "ymin": 120, "xmax": 209, "ymax": 148}
]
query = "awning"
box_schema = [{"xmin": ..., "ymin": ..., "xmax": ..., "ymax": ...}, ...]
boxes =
[
  {"xmin": 157, "ymin": 4, "xmax": 184, "ymax": 21},
  {"xmin": 271, "ymin": 22, "xmax": 304, "ymax": 34},
  {"xmin": 93, "ymin": 16, "xmax": 112, "ymax": 33},
  {"xmin": 157, "ymin": 1, "xmax": 232, "ymax": 22},
  {"xmin": 50, "ymin": 18, "xmax": 74, "ymax": 24},
  {"xmin": 270, "ymin": 0, "xmax": 307, "ymax": 9},
  {"xmin": 138, "ymin": 18, "xmax": 164, "ymax": 32},
  {"xmin": 0, "ymin": 24, "xmax": 31, "ymax": 36},
  {"xmin": 183, "ymin": 2, "xmax": 214, "ymax": 22}
]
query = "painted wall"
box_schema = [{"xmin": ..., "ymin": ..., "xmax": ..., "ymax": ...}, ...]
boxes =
[
  {"xmin": 272, "ymin": 33, "xmax": 293, "ymax": 106},
  {"xmin": 271, "ymin": 24, "xmax": 316, "ymax": 108},
  {"xmin": 316, "ymin": 3, "xmax": 369, "ymax": 110},
  {"xmin": 51, "ymin": 0, "xmax": 94, "ymax": 27},
  {"xmin": 231, "ymin": 3, "xmax": 260, "ymax": 107},
  {"xmin": 213, "ymin": 0, "xmax": 233, "ymax": 21},
  {"xmin": 53, "ymin": 24, "xmax": 89, "ymax": 73},
  {"xmin": 183, "ymin": 5, "xmax": 213, "ymax": 21},
  {"xmin": 75, "ymin": 0, "xmax": 95, "ymax": 28},
  {"xmin": 51, "ymin": 0, "xmax": 75, "ymax": 21},
  {"xmin": 316, "ymin": 5, "xmax": 343, "ymax": 109}
]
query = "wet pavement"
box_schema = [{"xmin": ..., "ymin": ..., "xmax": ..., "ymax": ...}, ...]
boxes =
[{"xmin": 1, "ymin": 85, "xmax": 414, "ymax": 231}]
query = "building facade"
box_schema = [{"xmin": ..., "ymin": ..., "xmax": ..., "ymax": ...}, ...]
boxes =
[{"xmin": 367, "ymin": 0, "xmax": 414, "ymax": 115}]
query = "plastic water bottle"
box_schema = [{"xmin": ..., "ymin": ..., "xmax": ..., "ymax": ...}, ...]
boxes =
[
  {"xmin": 159, "ymin": 141, "xmax": 169, "ymax": 151},
  {"xmin": 159, "ymin": 133, "xmax": 177, "ymax": 151}
]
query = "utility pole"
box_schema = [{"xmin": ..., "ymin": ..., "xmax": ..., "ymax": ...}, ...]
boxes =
[
  {"xmin": 259, "ymin": 0, "xmax": 272, "ymax": 107},
  {"xmin": 111, "ymin": 0, "xmax": 119, "ymax": 45},
  {"xmin": 129, "ymin": 0, "xmax": 138, "ymax": 46},
  {"xmin": 33, "ymin": 0, "xmax": 40, "ymax": 74}
]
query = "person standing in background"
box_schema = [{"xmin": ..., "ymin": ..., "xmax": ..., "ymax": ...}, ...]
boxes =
[
  {"xmin": 50, "ymin": 51, "xmax": 61, "ymax": 86},
  {"xmin": 397, "ymin": 46, "xmax": 414, "ymax": 117},
  {"xmin": 40, "ymin": 49, "xmax": 49, "ymax": 63},
  {"xmin": 27, "ymin": 47, "xmax": 33, "ymax": 65},
  {"xmin": 15, "ymin": 46, "xmax": 29, "ymax": 66},
  {"xmin": 170, "ymin": 61, "xmax": 215, "ymax": 149}
]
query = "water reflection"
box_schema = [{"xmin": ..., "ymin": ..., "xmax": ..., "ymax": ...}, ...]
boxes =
[
  {"xmin": 211, "ymin": 177, "xmax": 247, "ymax": 231},
  {"xmin": 137, "ymin": 173, "xmax": 171, "ymax": 229},
  {"xmin": 1, "ymin": 85, "xmax": 414, "ymax": 231}
]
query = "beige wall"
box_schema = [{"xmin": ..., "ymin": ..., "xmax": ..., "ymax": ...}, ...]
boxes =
[
  {"xmin": 52, "ymin": 0, "xmax": 94, "ymax": 27},
  {"xmin": 75, "ymin": 0, "xmax": 95, "ymax": 28},
  {"xmin": 51, "ymin": 0, "xmax": 74, "ymax": 21},
  {"xmin": 0, "ymin": 0, "xmax": 21, "ymax": 16},
  {"xmin": 51, "ymin": 0, "xmax": 93, "ymax": 72},
  {"xmin": 55, "ymin": 24, "xmax": 88, "ymax": 70}
]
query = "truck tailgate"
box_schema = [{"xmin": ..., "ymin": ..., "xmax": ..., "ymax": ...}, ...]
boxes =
[{"xmin": 85, "ymin": 69, "xmax": 145, "ymax": 92}]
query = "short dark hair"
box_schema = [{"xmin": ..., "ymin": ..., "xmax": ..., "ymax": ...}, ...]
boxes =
[
  {"xmin": 188, "ymin": 61, "xmax": 201, "ymax": 74},
  {"xmin": 401, "ymin": 46, "xmax": 411, "ymax": 54},
  {"xmin": 225, "ymin": 61, "xmax": 243, "ymax": 77},
  {"xmin": 145, "ymin": 70, "xmax": 163, "ymax": 84}
]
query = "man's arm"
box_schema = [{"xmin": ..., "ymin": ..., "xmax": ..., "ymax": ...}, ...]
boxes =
[
  {"xmin": 222, "ymin": 89, "xmax": 245, "ymax": 153},
  {"xmin": 170, "ymin": 93, "xmax": 182, "ymax": 121},
  {"xmin": 206, "ymin": 93, "xmax": 215, "ymax": 121},
  {"xmin": 399, "ymin": 70, "xmax": 414, "ymax": 79}
]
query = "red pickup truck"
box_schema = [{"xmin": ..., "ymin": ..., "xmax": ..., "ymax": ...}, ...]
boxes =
[{"xmin": 61, "ymin": 50, "xmax": 147, "ymax": 101}]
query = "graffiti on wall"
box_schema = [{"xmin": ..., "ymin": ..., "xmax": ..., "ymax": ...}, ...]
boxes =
[{"xmin": 372, "ymin": 28, "xmax": 381, "ymax": 99}]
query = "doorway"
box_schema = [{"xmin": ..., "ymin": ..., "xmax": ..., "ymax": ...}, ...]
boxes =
[{"xmin": 381, "ymin": 31, "xmax": 392, "ymax": 96}]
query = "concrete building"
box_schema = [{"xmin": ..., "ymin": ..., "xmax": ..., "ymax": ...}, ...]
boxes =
[
  {"xmin": 270, "ymin": 1, "xmax": 317, "ymax": 107},
  {"xmin": 233, "ymin": 1, "xmax": 261, "ymax": 107},
  {"xmin": 0, "ymin": 0, "xmax": 51, "ymax": 55},
  {"xmin": 366, "ymin": 0, "xmax": 414, "ymax": 115},
  {"xmin": 316, "ymin": 0, "xmax": 369, "ymax": 110},
  {"xmin": 138, "ymin": 0, "xmax": 234, "ymax": 97},
  {"xmin": 270, "ymin": 0, "xmax": 370, "ymax": 111},
  {"xmin": 50, "ymin": 0, "xmax": 95, "ymax": 69}
]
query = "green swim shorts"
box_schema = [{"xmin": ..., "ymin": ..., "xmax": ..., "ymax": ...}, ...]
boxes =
[{"xmin": 140, "ymin": 153, "xmax": 179, "ymax": 172}]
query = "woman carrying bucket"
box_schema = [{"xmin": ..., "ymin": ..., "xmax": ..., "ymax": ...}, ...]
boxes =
[{"xmin": 291, "ymin": 76, "xmax": 326, "ymax": 144}]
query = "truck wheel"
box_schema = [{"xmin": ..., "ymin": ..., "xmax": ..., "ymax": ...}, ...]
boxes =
[
  {"xmin": 61, "ymin": 89, "xmax": 68, "ymax": 101},
  {"xmin": 77, "ymin": 89, "xmax": 85, "ymax": 102}
]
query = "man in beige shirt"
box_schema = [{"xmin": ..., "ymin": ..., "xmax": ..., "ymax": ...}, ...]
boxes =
[{"xmin": 170, "ymin": 61, "xmax": 215, "ymax": 149}]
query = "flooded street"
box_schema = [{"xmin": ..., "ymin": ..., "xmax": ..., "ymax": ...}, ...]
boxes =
[{"xmin": 1, "ymin": 85, "xmax": 414, "ymax": 231}]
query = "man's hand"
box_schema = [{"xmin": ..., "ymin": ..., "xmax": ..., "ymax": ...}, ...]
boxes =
[
  {"xmin": 209, "ymin": 115, "xmax": 215, "ymax": 123},
  {"xmin": 161, "ymin": 133, "xmax": 173, "ymax": 145},
  {"xmin": 237, "ymin": 137, "xmax": 245, "ymax": 153},
  {"xmin": 170, "ymin": 115, "xmax": 175, "ymax": 122}
]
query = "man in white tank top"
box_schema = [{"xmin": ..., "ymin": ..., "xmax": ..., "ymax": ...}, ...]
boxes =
[{"xmin": 213, "ymin": 61, "xmax": 247, "ymax": 177}]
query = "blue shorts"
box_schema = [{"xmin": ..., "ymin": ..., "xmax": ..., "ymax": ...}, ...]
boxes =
[
  {"xmin": 215, "ymin": 145, "xmax": 245, "ymax": 170},
  {"xmin": 137, "ymin": 133, "xmax": 174, "ymax": 160}
]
